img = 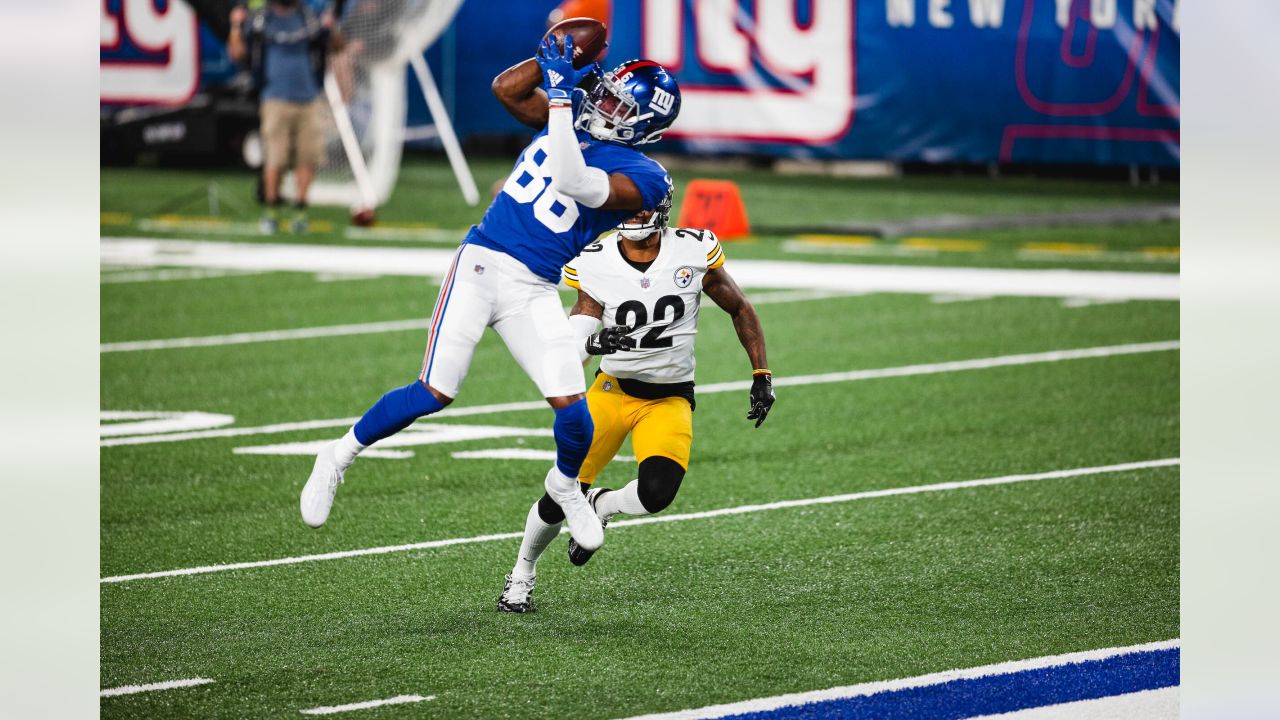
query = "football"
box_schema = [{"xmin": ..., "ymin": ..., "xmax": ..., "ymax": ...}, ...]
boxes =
[{"xmin": 543, "ymin": 17, "xmax": 608, "ymax": 69}]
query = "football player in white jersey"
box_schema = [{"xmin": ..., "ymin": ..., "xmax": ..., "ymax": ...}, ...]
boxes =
[{"xmin": 498, "ymin": 187, "xmax": 774, "ymax": 612}]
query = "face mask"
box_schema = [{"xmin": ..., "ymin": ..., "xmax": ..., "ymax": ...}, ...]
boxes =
[{"xmin": 619, "ymin": 226, "xmax": 655, "ymax": 241}]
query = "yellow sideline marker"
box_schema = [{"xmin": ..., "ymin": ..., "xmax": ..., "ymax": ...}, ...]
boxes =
[
  {"xmin": 900, "ymin": 237, "xmax": 989, "ymax": 253},
  {"xmin": 1141, "ymin": 246, "xmax": 1181, "ymax": 259},
  {"xmin": 1020, "ymin": 242, "xmax": 1105, "ymax": 256},
  {"xmin": 795, "ymin": 234, "xmax": 876, "ymax": 246},
  {"xmin": 100, "ymin": 212, "xmax": 132, "ymax": 225},
  {"xmin": 141, "ymin": 214, "xmax": 334, "ymax": 234}
]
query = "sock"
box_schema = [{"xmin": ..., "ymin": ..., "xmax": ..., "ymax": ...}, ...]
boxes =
[
  {"xmin": 512, "ymin": 500, "xmax": 562, "ymax": 578},
  {"xmin": 593, "ymin": 479, "xmax": 650, "ymax": 519},
  {"xmin": 552, "ymin": 399, "xmax": 594, "ymax": 478},
  {"xmin": 333, "ymin": 428, "xmax": 366, "ymax": 469},
  {"xmin": 353, "ymin": 380, "xmax": 444, "ymax": 446}
]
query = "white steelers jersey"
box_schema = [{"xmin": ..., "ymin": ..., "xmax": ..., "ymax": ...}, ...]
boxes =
[{"xmin": 563, "ymin": 227, "xmax": 726, "ymax": 385}]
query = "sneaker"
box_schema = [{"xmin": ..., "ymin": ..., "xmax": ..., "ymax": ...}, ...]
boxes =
[
  {"xmin": 290, "ymin": 213, "xmax": 308, "ymax": 234},
  {"xmin": 300, "ymin": 441, "xmax": 345, "ymax": 528},
  {"xmin": 259, "ymin": 214, "xmax": 278, "ymax": 235},
  {"xmin": 497, "ymin": 573, "xmax": 536, "ymax": 613},
  {"xmin": 568, "ymin": 487, "xmax": 612, "ymax": 566},
  {"xmin": 544, "ymin": 466, "xmax": 603, "ymax": 552}
]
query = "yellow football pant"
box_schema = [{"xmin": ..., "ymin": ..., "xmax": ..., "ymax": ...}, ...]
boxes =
[{"xmin": 578, "ymin": 372, "xmax": 693, "ymax": 484}]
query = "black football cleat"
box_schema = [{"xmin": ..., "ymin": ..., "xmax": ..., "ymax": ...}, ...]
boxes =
[{"xmin": 568, "ymin": 487, "xmax": 611, "ymax": 566}]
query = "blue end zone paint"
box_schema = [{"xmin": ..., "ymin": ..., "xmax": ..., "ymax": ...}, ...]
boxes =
[{"xmin": 722, "ymin": 647, "xmax": 1179, "ymax": 720}]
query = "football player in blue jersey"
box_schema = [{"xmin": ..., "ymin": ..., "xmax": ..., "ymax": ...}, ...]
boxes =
[{"xmin": 300, "ymin": 34, "xmax": 682, "ymax": 563}]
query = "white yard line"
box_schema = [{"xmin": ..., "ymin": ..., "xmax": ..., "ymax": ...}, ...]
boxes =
[
  {"xmin": 99, "ymin": 341, "xmax": 1179, "ymax": 448},
  {"xmin": 610, "ymin": 640, "xmax": 1179, "ymax": 720},
  {"xmin": 100, "ymin": 237, "xmax": 1179, "ymax": 299},
  {"xmin": 100, "ymin": 268, "xmax": 270, "ymax": 284},
  {"xmin": 99, "ymin": 458, "xmax": 1177, "ymax": 584},
  {"xmin": 100, "ymin": 677, "xmax": 215, "ymax": 698},
  {"xmin": 300, "ymin": 695, "xmax": 435, "ymax": 715},
  {"xmin": 101, "ymin": 319, "xmax": 431, "ymax": 353},
  {"xmin": 101, "ymin": 290, "xmax": 852, "ymax": 355}
]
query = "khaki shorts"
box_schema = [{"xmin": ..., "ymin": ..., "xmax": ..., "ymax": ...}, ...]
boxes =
[{"xmin": 260, "ymin": 98, "xmax": 325, "ymax": 169}]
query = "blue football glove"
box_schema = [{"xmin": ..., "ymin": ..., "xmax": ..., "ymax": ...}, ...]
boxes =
[{"xmin": 537, "ymin": 34, "xmax": 593, "ymax": 103}]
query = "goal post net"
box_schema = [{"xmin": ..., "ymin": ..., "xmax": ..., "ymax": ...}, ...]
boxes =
[{"xmin": 301, "ymin": 0, "xmax": 475, "ymax": 210}]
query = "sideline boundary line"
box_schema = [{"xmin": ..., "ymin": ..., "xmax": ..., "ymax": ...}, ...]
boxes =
[
  {"xmin": 609, "ymin": 640, "xmax": 1179, "ymax": 720},
  {"xmin": 100, "ymin": 458, "xmax": 1178, "ymax": 584},
  {"xmin": 100, "ymin": 340, "xmax": 1179, "ymax": 448}
]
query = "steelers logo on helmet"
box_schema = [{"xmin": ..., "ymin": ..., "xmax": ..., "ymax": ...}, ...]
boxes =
[
  {"xmin": 575, "ymin": 59, "xmax": 682, "ymax": 146},
  {"xmin": 673, "ymin": 266, "xmax": 694, "ymax": 288}
]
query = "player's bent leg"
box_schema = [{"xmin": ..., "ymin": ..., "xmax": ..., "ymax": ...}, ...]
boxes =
[
  {"xmin": 566, "ymin": 378, "xmax": 637, "ymax": 566},
  {"xmin": 302, "ymin": 245, "xmax": 493, "ymax": 528},
  {"xmin": 592, "ymin": 396, "xmax": 693, "ymax": 522},
  {"xmin": 542, "ymin": 396, "xmax": 604, "ymax": 552},
  {"xmin": 300, "ymin": 380, "xmax": 451, "ymax": 529},
  {"xmin": 493, "ymin": 278, "xmax": 602, "ymax": 550}
]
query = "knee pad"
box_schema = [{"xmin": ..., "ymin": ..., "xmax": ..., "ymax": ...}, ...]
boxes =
[
  {"xmin": 535, "ymin": 481, "xmax": 592, "ymax": 525},
  {"xmin": 536, "ymin": 493, "xmax": 566, "ymax": 525},
  {"xmin": 637, "ymin": 456, "xmax": 685, "ymax": 514}
]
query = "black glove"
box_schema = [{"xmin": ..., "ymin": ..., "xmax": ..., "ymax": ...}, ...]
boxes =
[
  {"xmin": 586, "ymin": 325, "xmax": 636, "ymax": 356},
  {"xmin": 747, "ymin": 372, "xmax": 775, "ymax": 428}
]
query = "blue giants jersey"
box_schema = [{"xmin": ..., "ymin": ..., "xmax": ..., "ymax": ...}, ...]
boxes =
[{"xmin": 465, "ymin": 129, "xmax": 672, "ymax": 283}]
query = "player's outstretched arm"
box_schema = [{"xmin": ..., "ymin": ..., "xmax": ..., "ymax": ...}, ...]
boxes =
[
  {"xmin": 536, "ymin": 37, "xmax": 649, "ymax": 212},
  {"xmin": 492, "ymin": 58, "xmax": 550, "ymax": 130},
  {"xmin": 703, "ymin": 266, "xmax": 775, "ymax": 427}
]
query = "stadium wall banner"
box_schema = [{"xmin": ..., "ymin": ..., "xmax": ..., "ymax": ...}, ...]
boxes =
[{"xmin": 601, "ymin": 0, "xmax": 1179, "ymax": 166}]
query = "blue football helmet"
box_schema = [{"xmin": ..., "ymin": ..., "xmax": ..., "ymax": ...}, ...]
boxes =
[{"xmin": 575, "ymin": 59, "xmax": 681, "ymax": 146}]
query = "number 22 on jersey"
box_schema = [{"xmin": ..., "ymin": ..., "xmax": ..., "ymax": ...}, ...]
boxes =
[{"xmin": 501, "ymin": 136, "xmax": 579, "ymax": 233}]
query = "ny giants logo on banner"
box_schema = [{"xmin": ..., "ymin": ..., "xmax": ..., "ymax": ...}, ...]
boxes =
[
  {"xmin": 100, "ymin": 0, "xmax": 199, "ymax": 105},
  {"xmin": 641, "ymin": 0, "xmax": 856, "ymax": 144}
]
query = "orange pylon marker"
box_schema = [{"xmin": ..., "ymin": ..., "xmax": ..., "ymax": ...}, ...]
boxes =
[{"xmin": 675, "ymin": 179, "xmax": 751, "ymax": 240}]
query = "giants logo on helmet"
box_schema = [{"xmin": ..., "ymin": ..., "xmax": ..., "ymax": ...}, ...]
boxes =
[{"xmin": 649, "ymin": 87, "xmax": 676, "ymax": 116}]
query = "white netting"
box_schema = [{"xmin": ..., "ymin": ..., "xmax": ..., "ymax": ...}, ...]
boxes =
[{"xmin": 303, "ymin": 0, "xmax": 466, "ymax": 208}]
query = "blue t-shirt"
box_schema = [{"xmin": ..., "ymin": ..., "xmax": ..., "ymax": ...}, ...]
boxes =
[
  {"xmin": 467, "ymin": 129, "xmax": 672, "ymax": 283},
  {"xmin": 256, "ymin": 9, "xmax": 321, "ymax": 103}
]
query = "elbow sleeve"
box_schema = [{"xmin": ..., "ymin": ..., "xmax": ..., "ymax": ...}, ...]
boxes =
[
  {"xmin": 568, "ymin": 313, "xmax": 599, "ymax": 365},
  {"xmin": 547, "ymin": 106, "xmax": 611, "ymax": 208}
]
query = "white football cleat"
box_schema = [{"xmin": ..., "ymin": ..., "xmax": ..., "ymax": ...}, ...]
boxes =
[
  {"xmin": 497, "ymin": 573, "xmax": 537, "ymax": 613},
  {"xmin": 544, "ymin": 466, "xmax": 603, "ymax": 552},
  {"xmin": 568, "ymin": 487, "xmax": 612, "ymax": 566},
  {"xmin": 300, "ymin": 441, "xmax": 345, "ymax": 528}
]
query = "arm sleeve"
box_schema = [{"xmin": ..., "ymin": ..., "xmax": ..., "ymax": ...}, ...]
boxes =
[
  {"xmin": 546, "ymin": 106, "xmax": 611, "ymax": 208},
  {"xmin": 568, "ymin": 313, "xmax": 600, "ymax": 364},
  {"xmin": 705, "ymin": 230, "xmax": 726, "ymax": 269},
  {"xmin": 562, "ymin": 263, "xmax": 582, "ymax": 290}
]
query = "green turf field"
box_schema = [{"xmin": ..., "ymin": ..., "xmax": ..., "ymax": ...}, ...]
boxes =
[{"xmin": 100, "ymin": 158, "xmax": 1178, "ymax": 718}]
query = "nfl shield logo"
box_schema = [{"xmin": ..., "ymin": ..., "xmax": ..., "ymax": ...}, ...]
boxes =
[
  {"xmin": 474, "ymin": 264, "xmax": 485, "ymax": 275},
  {"xmin": 640, "ymin": 277, "xmax": 651, "ymax": 289}
]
